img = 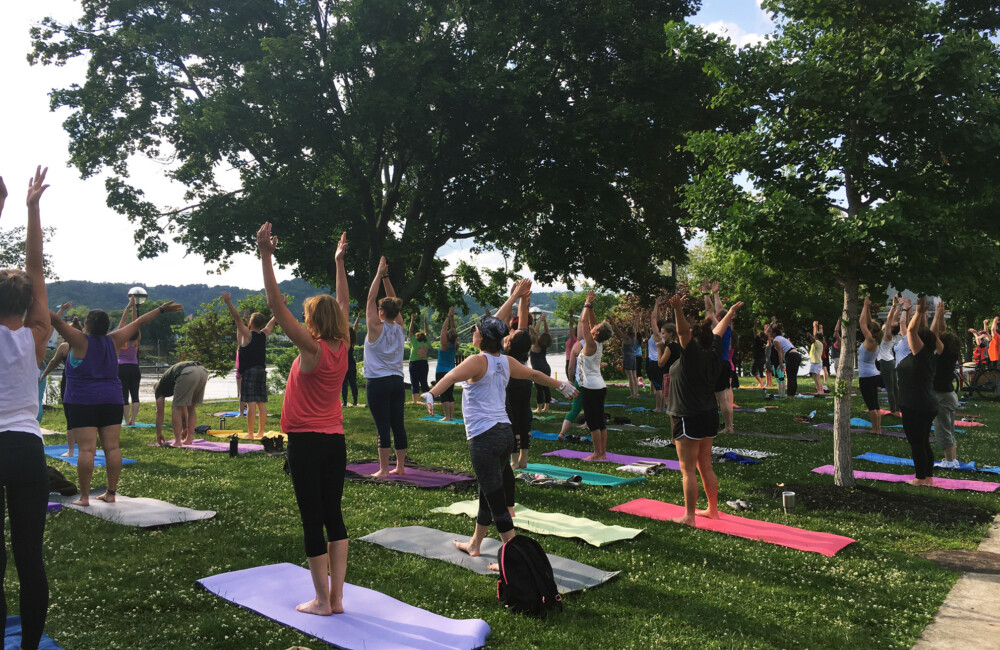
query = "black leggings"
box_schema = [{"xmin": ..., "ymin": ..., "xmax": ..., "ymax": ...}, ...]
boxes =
[
  {"xmin": 901, "ymin": 407, "xmax": 936, "ymax": 480},
  {"xmin": 581, "ymin": 386, "xmax": 607, "ymax": 431},
  {"xmin": 286, "ymin": 432, "xmax": 347, "ymax": 557},
  {"xmin": 507, "ymin": 378, "xmax": 533, "ymax": 451},
  {"xmin": 366, "ymin": 375, "xmax": 407, "ymax": 449},
  {"xmin": 469, "ymin": 423, "xmax": 516, "ymax": 534},
  {"xmin": 785, "ymin": 350, "xmax": 801, "ymax": 397},
  {"xmin": 341, "ymin": 360, "xmax": 358, "ymax": 406},
  {"xmin": 408, "ymin": 360, "xmax": 430, "ymax": 394},
  {"xmin": 0, "ymin": 432, "xmax": 49, "ymax": 650},
  {"xmin": 434, "ymin": 372, "xmax": 455, "ymax": 403},
  {"xmin": 118, "ymin": 362, "xmax": 140, "ymax": 404}
]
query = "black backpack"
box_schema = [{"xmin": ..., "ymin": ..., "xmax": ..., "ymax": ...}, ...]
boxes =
[{"xmin": 496, "ymin": 535, "xmax": 562, "ymax": 617}]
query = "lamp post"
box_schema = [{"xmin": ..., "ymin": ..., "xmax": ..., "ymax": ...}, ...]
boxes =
[{"xmin": 127, "ymin": 286, "xmax": 148, "ymax": 305}]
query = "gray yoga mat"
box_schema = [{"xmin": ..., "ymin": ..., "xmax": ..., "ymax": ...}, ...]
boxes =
[
  {"xmin": 50, "ymin": 490, "xmax": 216, "ymax": 527},
  {"xmin": 359, "ymin": 526, "xmax": 620, "ymax": 594}
]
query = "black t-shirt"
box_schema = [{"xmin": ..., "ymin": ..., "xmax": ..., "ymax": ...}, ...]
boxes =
[
  {"xmin": 663, "ymin": 342, "xmax": 682, "ymax": 372},
  {"xmin": 897, "ymin": 344, "xmax": 937, "ymax": 411},
  {"xmin": 752, "ymin": 335, "xmax": 765, "ymax": 360},
  {"xmin": 238, "ymin": 330, "xmax": 267, "ymax": 369},
  {"xmin": 667, "ymin": 335, "xmax": 723, "ymax": 417},
  {"xmin": 933, "ymin": 348, "xmax": 958, "ymax": 393}
]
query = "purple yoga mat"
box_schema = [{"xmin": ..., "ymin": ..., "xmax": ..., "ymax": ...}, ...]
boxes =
[
  {"xmin": 542, "ymin": 448, "xmax": 681, "ymax": 471},
  {"xmin": 810, "ymin": 424, "xmax": 935, "ymax": 442},
  {"xmin": 347, "ymin": 463, "xmax": 475, "ymax": 488},
  {"xmin": 46, "ymin": 502, "xmax": 62, "ymax": 514},
  {"xmin": 149, "ymin": 439, "xmax": 264, "ymax": 454},
  {"xmin": 811, "ymin": 465, "xmax": 999, "ymax": 493},
  {"xmin": 197, "ymin": 563, "xmax": 490, "ymax": 650}
]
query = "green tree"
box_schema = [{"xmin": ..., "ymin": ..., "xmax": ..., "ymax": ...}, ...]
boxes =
[
  {"xmin": 681, "ymin": 0, "xmax": 1000, "ymax": 486},
  {"xmin": 0, "ymin": 226, "xmax": 57, "ymax": 280},
  {"xmin": 30, "ymin": 0, "xmax": 720, "ymax": 308},
  {"xmin": 173, "ymin": 297, "xmax": 238, "ymax": 377}
]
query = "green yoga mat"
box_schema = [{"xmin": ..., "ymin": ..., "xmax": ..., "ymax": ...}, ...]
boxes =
[
  {"xmin": 431, "ymin": 500, "xmax": 642, "ymax": 547},
  {"xmin": 520, "ymin": 463, "xmax": 646, "ymax": 487}
]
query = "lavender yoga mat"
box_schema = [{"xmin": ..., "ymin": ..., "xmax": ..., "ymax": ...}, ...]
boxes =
[
  {"xmin": 346, "ymin": 463, "xmax": 475, "ymax": 488},
  {"xmin": 197, "ymin": 563, "xmax": 490, "ymax": 650},
  {"xmin": 149, "ymin": 438, "xmax": 263, "ymax": 454},
  {"xmin": 542, "ymin": 448, "xmax": 681, "ymax": 471},
  {"xmin": 811, "ymin": 465, "xmax": 999, "ymax": 492}
]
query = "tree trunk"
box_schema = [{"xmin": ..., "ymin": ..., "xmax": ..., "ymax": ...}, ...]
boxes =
[{"xmin": 832, "ymin": 277, "xmax": 859, "ymax": 488}]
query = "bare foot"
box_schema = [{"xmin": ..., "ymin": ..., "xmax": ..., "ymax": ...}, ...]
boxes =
[
  {"xmin": 454, "ymin": 539, "xmax": 482, "ymax": 557},
  {"xmin": 97, "ymin": 492, "xmax": 116, "ymax": 503},
  {"xmin": 390, "ymin": 466, "xmax": 406, "ymax": 476},
  {"xmin": 370, "ymin": 469, "xmax": 391, "ymax": 479},
  {"xmin": 171, "ymin": 441, "xmax": 184, "ymax": 448},
  {"xmin": 583, "ymin": 453, "xmax": 597, "ymax": 461},
  {"xmin": 296, "ymin": 598, "xmax": 333, "ymax": 616},
  {"xmin": 908, "ymin": 478, "xmax": 934, "ymax": 487},
  {"xmin": 71, "ymin": 498, "xmax": 90, "ymax": 507},
  {"xmin": 590, "ymin": 453, "xmax": 607, "ymax": 461},
  {"xmin": 557, "ymin": 435, "xmax": 564, "ymax": 441},
  {"xmin": 695, "ymin": 508, "xmax": 720, "ymax": 519},
  {"xmin": 60, "ymin": 451, "xmax": 74, "ymax": 457},
  {"xmin": 487, "ymin": 562, "xmax": 500, "ymax": 572},
  {"xmin": 669, "ymin": 515, "xmax": 696, "ymax": 527},
  {"xmin": 328, "ymin": 594, "xmax": 344, "ymax": 615}
]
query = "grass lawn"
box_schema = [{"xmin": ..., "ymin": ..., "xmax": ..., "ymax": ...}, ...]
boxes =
[{"xmin": 8, "ymin": 378, "xmax": 998, "ymax": 649}]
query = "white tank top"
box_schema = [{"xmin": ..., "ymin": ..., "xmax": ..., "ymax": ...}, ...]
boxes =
[
  {"xmin": 578, "ymin": 341, "xmax": 606, "ymax": 390},
  {"xmin": 647, "ymin": 336, "xmax": 658, "ymax": 361},
  {"xmin": 877, "ymin": 335, "xmax": 898, "ymax": 362},
  {"xmin": 363, "ymin": 321, "xmax": 404, "ymax": 378},
  {"xmin": 462, "ymin": 353, "xmax": 511, "ymax": 439},
  {"xmin": 0, "ymin": 326, "xmax": 42, "ymax": 439}
]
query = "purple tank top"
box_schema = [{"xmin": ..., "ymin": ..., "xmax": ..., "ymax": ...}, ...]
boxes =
[
  {"xmin": 64, "ymin": 335, "xmax": 124, "ymax": 405},
  {"xmin": 118, "ymin": 339, "xmax": 139, "ymax": 365}
]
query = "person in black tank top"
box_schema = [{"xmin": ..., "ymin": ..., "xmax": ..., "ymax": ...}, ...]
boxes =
[
  {"xmin": 223, "ymin": 293, "xmax": 277, "ymax": 440},
  {"xmin": 529, "ymin": 314, "xmax": 552, "ymax": 414}
]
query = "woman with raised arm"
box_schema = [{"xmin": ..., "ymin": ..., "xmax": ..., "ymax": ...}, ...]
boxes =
[
  {"xmin": 656, "ymin": 323, "xmax": 681, "ymax": 402},
  {"xmin": 648, "ymin": 297, "xmax": 666, "ymax": 413},
  {"xmin": 931, "ymin": 301, "xmax": 961, "ymax": 468},
  {"xmin": 564, "ymin": 310, "xmax": 578, "ymax": 380},
  {"xmin": 260, "ymin": 224, "xmax": 351, "ymax": 616},
  {"xmin": 897, "ymin": 296, "xmax": 940, "ymax": 486},
  {"xmin": 530, "ymin": 313, "xmax": 554, "ymax": 414},
  {"xmin": 578, "ymin": 290, "xmax": 613, "ymax": 461},
  {"xmin": 422, "ymin": 316, "xmax": 577, "ymax": 557},
  {"xmin": 341, "ymin": 314, "xmax": 360, "ymax": 408},
  {"xmin": 40, "ymin": 303, "xmax": 80, "ymax": 455},
  {"xmin": 55, "ymin": 300, "xmax": 182, "ymax": 506},
  {"xmin": 613, "ymin": 314, "xmax": 639, "ymax": 400},
  {"xmin": 496, "ymin": 280, "xmax": 534, "ymax": 469},
  {"xmin": 435, "ymin": 307, "xmax": 459, "ymax": 421},
  {"xmin": 557, "ymin": 336, "xmax": 585, "ymax": 441},
  {"xmin": 116, "ymin": 296, "xmax": 143, "ymax": 426},
  {"xmin": 666, "ymin": 294, "xmax": 743, "ymax": 526},
  {"xmin": 705, "ymin": 280, "xmax": 735, "ymax": 434},
  {"xmin": 222, "ymin": 293, "xmax": 277, "ymax": 440},
  {"xmin": 0, "ymin": 168, "xmax": 53, "ymax": 650},
  {"xmin": 364, "ymin": 256, "xmax": 407, "ymax": 478},
  {"xmin": 407, "ymin": 314, "xmax": 432, "ymax": 403},
  {"xmin": 878, "ymin": 297, "xmax": 902, "ymax": 416},
  {"xmin": 858, "ymin": 296, "xmax": 884, "ymax": 435},
  {"xmin": 807, "ymin": 325, "xmax": 825, "ymax": 396}
]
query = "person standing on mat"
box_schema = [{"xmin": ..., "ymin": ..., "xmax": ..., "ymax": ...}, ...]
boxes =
[
  {"xmin": 878, "ymin": 296, "xmax": 903, "ymax": 416},
  {"xmin": 530, "ymin": 313, "xmax": 554, "ymax": 413},
  {"xmin": 364, "ymin": 256, "xmax": 407, "ymax": 478},
  {"xmin": 341, "ymin": 314, "xmax": 360, "ymax": 408},
  {"xmin": 40, "ymin": 303, "xmax": 80, "ymax": 456},
  {"xmin": 648, "ymin": 297, "xmax": 666, "ymax": 413},
  {"xmin": 929, "ymin": 300, "xmax": 961, "ymax": 468},
  {"xmin": 54, "ymin": 300, "xmax": 183, "ymax": 506},
  {"xmin": 152, "ymin": 361, "xmax": 210, "ymax": 446},
  {"xmin": 771, "ymin": 324, "xmax": 800, "ymax": 397},
  {"xmin": 858, "ymin": 296, "xmax": 884, "ymax": 435},
  {"xmin": 897, "ymin": 295, "xmax": 938, "ymax": 487},
  {"xmin": 435, "ymin": 307, "xmax": 459, "ymax": 421},
  {"xmin": 666, "ymin": 294, "xmax": 743, "ymax": 526},
  {"xmin": 578, "ymin": 290, "xmax": 612, "ymax": 462},
  {"xmin": 614, "ymin": 315, "xmax": 639, "ymax": 399},
  {"xmin": 703, "ymin": 280, "xmax": 735, "ymax": 433},
  {"xmin": 260, "ymin": 223, "xmax": 351, "ymax": 616},
  {"xmin": 751, "ymin": 322, "xmax": 767, "ymax": 389},
  {"xmin": 407, "ymin": 313, "xmax": 432, "ymax": 403},
  {"xmin": 0, "ymin": 168, "xmax": 52, "ymax": 650},
  {"xmin": 116, "ymin": 296, "xmax": 142, "ymax": 426},
  {"xmin": 564, "ymin": 310, "xmax": 578, "ymax": 380},
  {"xmin": 500, "ymin": 280, "xmax": 535, "ymax": 469},
  {"xmin": 422, "ymin": 316, "xmax": 576, "ymax": 556},
  {"xmin": 656, "ymin": 323, "xmax": 681, "ymax": 427},
  {"xmin": 557, "ymin": 336, "xmax": 584, "ymax": 441},
  {"xmin": 222, "ymin": 293, "xmax": 276, "ymax": 440}
]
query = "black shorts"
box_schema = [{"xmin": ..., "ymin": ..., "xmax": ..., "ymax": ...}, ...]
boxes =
[
  {"xmin": 580, "ymin": 386, "xmax": 607, "ymax": 432},
  {"xmin": 714, "ymin": 365, "xmax": 732, "ymax": 393},
  {"xmin": 118, "ymin": 363, "xmax": 141, "ymax": 403},
  {"xmin": 672, "ymin": 410, "xmax": 719, "ymax": 441},
  {"xmin": 434, "ymin": 371, "xmax": 455, "ymax": 403},
  {"xmin": 859, "ymin": 375, "xmax": 881, "ymax": 411},
  {"xmin": 64, "ymin": 403, "xmax": 124, "ymax": 430},
  {"xmin": 751, "ymin": 358, "xmax": 765, "ymax": 378},
  {"xmin": 506, "ymin": 378, "xmax": 533, "ymax": 450}
]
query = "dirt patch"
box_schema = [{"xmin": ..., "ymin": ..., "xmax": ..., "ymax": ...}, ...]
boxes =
[
  {"xmin": 750, "ymin": 483, "xmax": 997, "ymax": 527},
  {"xmin": 923, "ymin": 549, "xmax": 1000, "ymax": 574}
]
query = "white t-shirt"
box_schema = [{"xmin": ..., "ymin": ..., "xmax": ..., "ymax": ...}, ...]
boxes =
[
  {"xmin": 0, "ymin": 326, "xmax": 42, "ymax": 439},
  {"xmin": 363, "ymin": 321, "xmax": 404, "ymax": 379}
]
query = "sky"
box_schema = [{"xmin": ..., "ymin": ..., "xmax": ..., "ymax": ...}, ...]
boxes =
[{"xmin": 0, "ymin": 0, "xmax": 773, "ymax": 291}]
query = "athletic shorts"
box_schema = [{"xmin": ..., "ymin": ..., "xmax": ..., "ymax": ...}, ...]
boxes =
[
  {"xmin": 751, "ymin": 358, "xmax": 765, "ymax": 378},
  {"xmin": 173, "ymin": 364, "xmax": 209, "ymax": 407},
  {"xmin": 64, "ymin": 403, "xmax": 124, "ymax": 430},
  {"xmin": 241, "ymin": 365, "xmax": 268, "ymax": 403},
  {"xmin": 672, "ymin": 409, "xmax": 719, "ymax": 441},
  {"xmin": 646, "ymin": 360, "xmax": 663, "ymax": 391},
  {"xmin": 622, "ymin": 353, "xmax": 636, "ymax": 371},
  {"xmin": 809, "ymin": 363, "xmax": 822, "ymax": 376},
  {"xmin": 858, "ymin": 375, "xmax": 881, "ymax": 411},
  {"xmin": 713, "ymin": 365, "xmax": 731, "ymax": 393}
]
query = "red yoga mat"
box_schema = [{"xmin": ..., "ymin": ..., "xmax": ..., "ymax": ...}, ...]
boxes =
[
  {"xmin": 610, "ymin": 498, "xmax": 855, "ymax": 556},
  {"xmin": 811, "ymin": 465, "xmax": 999, "ymax": 492}
]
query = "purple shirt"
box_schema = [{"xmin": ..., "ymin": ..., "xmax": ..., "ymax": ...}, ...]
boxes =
[
  {"xmin": 117, "ymin": 339, "xmax": 139, "ymax": 365},
  {"xmin": 64, "ymin": 335, "xmax": 124, "ymax": 405}
]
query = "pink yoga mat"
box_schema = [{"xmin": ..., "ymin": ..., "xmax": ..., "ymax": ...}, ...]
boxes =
[
  {"xmin": 955, "ymin": 420, "xmax": 984, "ymax": 427},
  {"xmin": 811, "ymin": 465, "xmax": 999, "ymax": 492},
  {"xmin": 542, "ymin": 448, "xmax": 680, "ymax": 471},
  {"xmin": 610, "ymin": 498, "xmax": 855, "ymax": 556}
]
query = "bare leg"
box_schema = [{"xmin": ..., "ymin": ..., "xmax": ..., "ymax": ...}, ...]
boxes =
[
  {"xmin": 716, "ymin": 389, "xmax": 734, "ymax": 434},
  {"xmin": 247, "ymin": 402, "xmax": 258, "ymax": 441},
  {"xmin": 96, "ymin": 425, "xmax": 122, "ymax": 502},
  {"xmin": 943, "ymin": 445, "xmax": 957, "ymax": 462},
  {"xmin": 62, "ymin": 429, "xmax": 76, "ymax": 456},
  {"xmin": 371, "ymin": 447, "xmax": 392, "ymax": 479},
  {"xmin": 171, "ymin": 404, "xmax": 186, "ymax": 446},
  {"xmin": 694, "ymin": 437, "xmax": 719, "ymax": 519},
  {"xmin": 256, "ymin": 401, "xmax": 267, "ymax": 438},
  {"xmin": 870, "ymin": 409, "xmax": 882, "ymax": 436},
  {"xmin": 296, "ymin": 554, "xmax": 333, "ymax": 616},
  {"xmin": 390, "ymin": 448, "xmax": 407, "ymax": 475},
  {"xmin": 444, "ymin": 402, "xmax": 455, "ymax": 421},
  {"xmin": 127, "ymin": 402, "xmax": 140, "ymax": 426},
  {"xmin": 813, "ymin": 373, "xmax": 824, "ymax": 395},
  {"xmin": 516, "ymin": 448, "xmax": 528, "ymax": 469},
  {"xmin": 327, "ymin": 539, "xmax": 348, "ymax": 614},
  {"xmin": 71, "ymin": 428, "xmax": 98, "ymax": 506},
  {"xmin": 653, "ymin": 388, "xmax": 664, "ymax": 413},
  {"xmin": 454, "ymin": 523, "xmax": 489, "ymax": 556},
  {"xmin": 670, "ymin": 438, "xmax": 700, "ymax": 526},
  {"xmin": 183, "ymin": 405, "xmax": 197, "ymax": 445},
  {"xmin": 558, "ymin": 418, "xmax": 572, "ymax": 440}
]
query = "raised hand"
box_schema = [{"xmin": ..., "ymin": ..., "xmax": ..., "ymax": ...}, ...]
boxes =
[
  {"xmin": 517, "ymin": 278, "xmax": 533, "ymax": 298},
  {"xmin": 668, "ymin": 294, "xmax": 685, "ymax": 311},
  {"xmin": 700, "ymin": 279, "xmax": 710, "ymax": 293},
  {"xmin": 586, "ymin": 290, "xmax": 596, "ymax": 304},
  {"xmin": 335, "ymin": 231, "xmax": 347, "ymax": 262},
  {"xmin": 221, "ymin": 291, "xmax": 232, "ymax": 304},
  {"xmin": 726, "ymin": 301, "xmax": 745, "ymax": 317},
  {"xmin": 26, "ymin": 166, "xmax": 49, "ymax": 206},
  {"xmin": 711, "ymin": 280, "xmax": 719, "ymax": 294},
  {"xmin": 916, "ymin": 295, "xmax": 927, "ymax": 312},
  {"xmin": 157, "ymin": 301, "xmax": 184, "ymax": 313},
  {"xmin": 256, "ymin": 222, "xmax": 277, "ymax": 256},
  {"xmin": 903, "ymin": 297, "xmax": 913, "ymax": 310},
  {"xmin": 377, "ymin": 256, "xmax": 388, "ymax": 276},
  {"xmin": 448, "ymin": 306, "xmax": 455, "ymax": 316}
]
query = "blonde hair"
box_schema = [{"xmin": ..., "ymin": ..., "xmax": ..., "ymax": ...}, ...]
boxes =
[
  {"xmin": 303, "ymin": 295, "xmax": 348, "ymax": 341},
  {"xmin": 0, "ymin": 269, "xmax": 32, "ymax": 318},
  {"xmin": 379, "ymin": 297, "xmax": 402, "ymax": 320}
]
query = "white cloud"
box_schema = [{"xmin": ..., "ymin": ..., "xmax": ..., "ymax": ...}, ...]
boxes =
[{"xmin": 701, "ymin": 20, "xmax": 767, "ymax": 48}]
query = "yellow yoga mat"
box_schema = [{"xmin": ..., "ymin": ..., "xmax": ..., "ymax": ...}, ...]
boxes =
[{"xmin": 205, "ymin": 430, "xmax": 287, "ymax": 441}]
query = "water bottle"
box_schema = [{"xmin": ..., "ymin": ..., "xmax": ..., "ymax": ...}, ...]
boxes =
[{"xmin": 229, "ymin": 434, "xmax": 238, "ymax": 458}]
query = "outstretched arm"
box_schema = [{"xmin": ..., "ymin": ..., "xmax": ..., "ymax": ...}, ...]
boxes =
[
  {"xmin": 581, "ymin": 290, "xmax": 597, "ymax": 355},
  {"xmin": 40, "ymin": 343, "xmax": 68, "ymax": 380},
  {"xmin": 931, "ymin": 299, "xmax": 947, "ymax": 335},
  {"xmin": 408, "ymin": 313, "xmax": 416, "ymax": 339},
  {"xmin": 222, "ymin": 293, "xmax": 252, "ymax": 344},
  {"xmin": 711, "ymin": 280, "xmax": 723, "ymax": 315},
  {"xmin": 110, "ymin": 302, "xmax": 183, "ymax": 348},
  {"xmin": 517, "ymin": 284, "xmax": 530, "ymax": 330},
  {"xmin": 117, "ymin": 298, "xmax": 135, "ymax": 331},
  {"xmin": 713, "ymin": 302, "xmax": 744, "ymax": 338},
  {"xmin": 256, "ymin": 222, "xmax": 320, "ymax": 357},
  {"xmin": 24, "ymin": 167, "xmax": 52, "ymax": 362},
  {"xmin": 509, "ymin": 357, "xmax": 578, "ymax": 396},
  {"xmin": 424, "ymin": 355, "xmax": 488, "ymax": 413},
  {"xmin": 860, "ymin": 296, "xmax": 874, "ymax": 345},
  {"xmin": 334, "ymin": 232, "xmax": 349, "ymax": 318},
  {"xmin": 50, "ymin": 311, "xmax": 88, "ymax": 357},
  {"xmin": 650, "ymin": 297, "xmax": 663, "ymax": 343}
]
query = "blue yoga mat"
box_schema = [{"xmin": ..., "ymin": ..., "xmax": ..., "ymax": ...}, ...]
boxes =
[
  {"xmin": 626, "ymin": 407, "xmax": 652, "ymax": 412},
  {"xmin": 530, "ymin": 430, "xmax": 592, "ymax": 442},
  {"xmin": 218, "ymin": 411, "xmax": 242, "ymax": 417},
  {"xmin": 795, "ymin": 394, "xmax": 815, "ymax": 399},
  {"xmin": 419, "ymin": 416, "xmax": 465, "ymax": 425},
  {"xmin": 44, "ymin": 445, "xmax": 137, "ymax": 468},
  {"xmin": 605, "ymin": 403, "xmax": 627, "ymax": 408},
  {"xmin": 521, "ymin": 463, "xmax": 646, "ymax": 487},
  {"xmin": 852, "ymin": 419, "xmax": 964, "ymax": 434},
  {"xmin": 855, "ymin": 452, "xmax": 994, "ymax": 474},
  {"xmin": 122, "ymin": 422, "xmax": 156, "ymax": 428},
  {"xmin": 5, "ymin": 616, "xmax": 63, "ymax": 650}
]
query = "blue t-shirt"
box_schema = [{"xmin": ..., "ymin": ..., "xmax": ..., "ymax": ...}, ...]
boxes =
[{"xmin": 720, "ymin": 327, "xmax": 732, "ymax": 361}]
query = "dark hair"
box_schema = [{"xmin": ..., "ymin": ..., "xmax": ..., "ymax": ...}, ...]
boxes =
[
  {"xmin": 478, "ymin": 328, "xmax": 502, "ymax": 354},
  {"xmin": 0, "ymin": 269, "xmax": 32, "ymax": 318},
  {"xmin": 249, "ymin": 312, "xmax": 268, "ymax": 330},
  {"xmin": 416, "ymin": 331, "xmax": 427, "ymax": 342},
  {"xmin": 70, "ymin": 317, "xmax": 83, "ymax": 331},
  {"xmin": 657, "ymin": 319, "xmax": 668, "ymax": 331},
  {"xmin": 85, "ymin": 310, "xmax": 111, "ymax": 337},
  {"xmin": 891, "ymin": 324, "xmax": 900, "ymax": 336},
  {"xmin": 815, "ymin": 333, "xmax": 824, "ymax": 343},
  {"xmin": 538, "ymin": 332, "xmax": 552, "ymax": 349},
  {"xmin": 918, "ymin": 328, "xmax": 937, "ymax": 350},
  {"xmin": 805, "ymin": 333, "xmax": 815, "ymax": 344},
  {"xmin": 689, "ymin": 317, "xmax": 715, "ymax": 349},
  {"xmin": 940, "ymin": 331, "xmax": 960, "ymax": 356},
  {"xmin": 447, "ymin": 328, "xmax": 458, "ymax": 343},
  {"xmin": 771, "ymin": 323, "xmax": 784, "ymax": 336},
  {"xmin": 378, "ymin": 297, "xmax": 402, "ymax": 320},
  {"xmin": 506, "ymin": 330, "xmax": 532, "ymax": 357},
  {"xmin": 662, "ymin": 323, "xmax": 677, "ymax": 341},
  {"xmin": 868, "ymin": 321, "xmax": 883, "ymax": 341}
]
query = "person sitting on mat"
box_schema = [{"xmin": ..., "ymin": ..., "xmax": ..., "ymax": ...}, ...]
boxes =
[
  {"xmin": 260, "ymin": 223, "xmax": 351, "ymax": 616},
  {"xmin": 577, "ymin": 290, "xmax": 612, "ymax": 461},
  {"xmin": 422, "ymin": 316, "xmax": 577, "ymax": 557},
  {"xmin": 435, "ymin": 306, "xmax": 459, "ymax": 422},
  {"xmin": 222, "ymin": 293, "xmax": 276, "ymax": 440},
  {"xmin": 153, "ymin": 361, "xmax": 210, "ymax": 446},
  {"xmin": 666, "ymin": 294, "xmax": 743, "ymax": 526}
]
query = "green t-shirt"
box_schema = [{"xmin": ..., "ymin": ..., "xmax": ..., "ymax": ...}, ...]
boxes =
[{"xmin": 409, "ymin": 336, "xmax": 430, "ymax": 362}]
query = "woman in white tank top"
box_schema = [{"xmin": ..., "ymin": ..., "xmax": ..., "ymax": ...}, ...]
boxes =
[
  {"xmin": 425, "ymin": 316, "xmax": 576, "ymax": 558},
  {"xmin": 578, "ymin": 290, "xmax": 613, "ymax": 461}
]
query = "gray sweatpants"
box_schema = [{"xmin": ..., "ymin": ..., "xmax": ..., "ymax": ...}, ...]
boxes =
[
  {"xmin": 933, "ymin": 390, "xmax": 958, "ymax": 451},
  {"xmin": 882, "ymin": 359, "xmax": 899, "ymax": 413},
  {"xmin": 468, "ymin": 422, "xmax": 516, "ymax": 533}
]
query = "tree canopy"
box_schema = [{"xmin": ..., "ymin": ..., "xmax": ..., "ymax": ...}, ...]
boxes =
[{"xmin": 31, "ymin": 0, "xmax": 724, "ymax": 309}]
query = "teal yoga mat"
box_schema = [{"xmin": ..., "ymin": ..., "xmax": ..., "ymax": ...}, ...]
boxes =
[
  {"xmin": 419, "ymin": 416, "xmax": 465, "ymax": 425},
  {"xmin": 520, "ymin": 463, "xmax": 646, "ymax": 487}
]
